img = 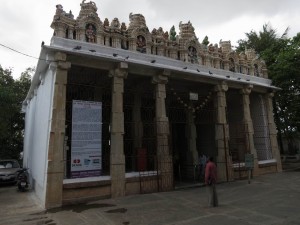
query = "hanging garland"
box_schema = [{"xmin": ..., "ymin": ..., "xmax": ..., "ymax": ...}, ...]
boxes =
[{"xmin": 170, "ymin": 88, "xmax": 213, "ymax": 113}]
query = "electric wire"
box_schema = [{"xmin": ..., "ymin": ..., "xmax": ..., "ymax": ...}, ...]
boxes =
[
  {"xmin": 0, "ymin": 43, "xmax": 55, "ymax": 62},
  {"xmin": 0, "ymin": 43, "xmax": 40, "ymax": 60}
]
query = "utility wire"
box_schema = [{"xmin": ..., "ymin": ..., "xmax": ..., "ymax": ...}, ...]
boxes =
[
  {"xmin": 0, "ymin": 43, "xmax": 40, "ymax": 60},
  {"xmin": 0, "ymin": 43, "xmax": 54, "ymax": 62}
]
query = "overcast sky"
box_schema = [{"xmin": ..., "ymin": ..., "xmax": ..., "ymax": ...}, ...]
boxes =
[{"xmin": 1, "ymin": 0, "xmax": 299, "ymax": 79}]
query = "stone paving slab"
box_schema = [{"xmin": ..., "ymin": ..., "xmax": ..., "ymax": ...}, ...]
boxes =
[{"xmin": 1, "ymin": 167, "xmax": 300, "ymax": 225}]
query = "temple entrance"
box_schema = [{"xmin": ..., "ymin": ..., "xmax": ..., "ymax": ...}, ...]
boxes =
[
  {"xmin": 167, "ymin": 80, "xmax": 216, "ymax": 187},
  {"xmin": 171, "ymin": 121, "xmax": 187, "ymax": 184}
]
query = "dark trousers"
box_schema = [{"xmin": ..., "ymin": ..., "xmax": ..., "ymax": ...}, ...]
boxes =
[{"xmin": 207, "ymin": 184, "xmax": 218, "ymax": 207}]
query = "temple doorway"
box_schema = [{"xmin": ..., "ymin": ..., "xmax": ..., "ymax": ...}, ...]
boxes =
[{"xmin": 167, "ymin": 80, "xmax": 216, "ymax": 187}]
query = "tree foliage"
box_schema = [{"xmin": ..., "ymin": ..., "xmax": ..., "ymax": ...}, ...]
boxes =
[
  {"xmin": 270, "ymin": 34, "xmax": 300, "ymax": 153},
  {"xmin": 237, "ymin": 24, "xmax": 300, "ymax": 153},
  {"xmin": 202, "ymin": 35, "xmax": 209, "ymax": 46},
  {"xmin": 0, "ymin": 66, "xmax": 33, "ymax": 160}
]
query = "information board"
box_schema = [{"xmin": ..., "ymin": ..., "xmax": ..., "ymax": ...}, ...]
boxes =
[
  {"xmin": 71, "ymin": 100, "xmax": 102, "ymax": 178},
  {"xmin": 245, "ymin": 153, "xmax": 254, "ymax": 169}
]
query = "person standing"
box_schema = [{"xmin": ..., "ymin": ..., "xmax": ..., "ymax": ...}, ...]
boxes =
[{"xmin": 205, "ymin": 156, "xmax": 218, "ymax": 207}]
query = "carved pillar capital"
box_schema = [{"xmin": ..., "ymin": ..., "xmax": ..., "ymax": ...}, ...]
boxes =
[
  {"xmin": 49, "ymin": 61, "xmax": 71, "ymax": 72},
  {"xmin": 240, "ymin": 84, "xmax": 253, "ymax": 95},
  {"xmin": 51, "ymin": 52, "xmax": 71, "ymax": 71},
  {"xmin": 267, "ymin": 90, "xmax": 275, "ymax": 98},
  {"xmin": 57, "ymin": 61, "xmax": 71, "ymax": 70},
  {"xmin": 48, "ymin": 62, "xmax": 57, "ymax": 71},
  {"xmin": 109, "ymin": 62, "xmax": 128, "ymax": 79},
  {"xmin": 214, "ymin": 82, "xmax": 228, "ymax": 124},
  {"xmin": 152, "ymin": 69, "xmax": 170, "ymax": 84},
  {"xmin": 109, "ymin": 68, "xmax": 128, "ymax": 79},
  {"xmin": 54, "ymin": 52, "xmax": 67, "ymax": 61},
  {"xmin": 214, "ymin": 81, "xmax": 228, "ymax": 92}
]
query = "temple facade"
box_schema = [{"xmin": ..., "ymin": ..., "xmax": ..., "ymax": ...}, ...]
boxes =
[{"xmin": 22, "ymin": 1, "xmax": 282, "ymax": 209}]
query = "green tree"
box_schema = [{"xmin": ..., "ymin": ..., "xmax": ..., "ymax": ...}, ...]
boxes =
[
  {"xmin": 237, "ymin": 24, "xmax": 300, "ymax": 154},
  {"xmin": 237, "ymin": 23, "xmax": 289, "ymax": 66},
  {"xmin": 270, "ymin": 34, "xmax": 300, "ymax": 153},
  {"xmin": 202, "ymin": 35, "xmax": 209, "ymax": 46},
  {"xmin": 0, "ymin": 65, "xmax": 33, "ymax": 160},
  {"xmin": 169, "ymin": 25, "xmax": 177, "ymax": 41}
]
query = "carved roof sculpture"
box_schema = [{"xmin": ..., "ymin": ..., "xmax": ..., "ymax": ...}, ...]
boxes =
[{"xmin": 50, "ymin": 1, "xmax": 268, "ymax": 78}]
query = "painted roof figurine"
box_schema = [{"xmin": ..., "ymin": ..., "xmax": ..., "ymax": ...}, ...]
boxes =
[{"xmin": 50, "ymin": 1, "xmax": 268, "ymax": 80}]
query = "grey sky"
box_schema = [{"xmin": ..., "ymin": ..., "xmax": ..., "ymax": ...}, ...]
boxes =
[{"xmin": 0, "ymin": 0, "xmax": 299, "ymax": 78}]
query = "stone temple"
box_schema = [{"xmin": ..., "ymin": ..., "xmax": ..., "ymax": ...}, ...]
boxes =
[{"xmin": 22, "ymin": 1, "xmax": 282, "ymax": 209}]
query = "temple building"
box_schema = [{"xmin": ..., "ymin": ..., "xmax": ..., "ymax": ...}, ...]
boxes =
[{"xmin": 22, "ymin": 1, "xmax": 282, "ymax": 209}]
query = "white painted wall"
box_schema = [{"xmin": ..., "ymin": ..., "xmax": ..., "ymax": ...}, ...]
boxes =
[
  {"xmin": 23, "ymin": 93, "xmax": 37, "ymax": 170},
  {"xmin": 23, "ymin": 68, "xmax": 55, "ymax": 204}
]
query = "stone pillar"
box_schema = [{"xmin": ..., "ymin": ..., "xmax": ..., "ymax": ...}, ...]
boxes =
[
  {"xmin": 45, "ymin": 52, "xmax": 71, "ymax": 209},
  {"xmin": 180, "ymin": 52, "xmax": 186, "ymax": 62},
  {"xmin": 214, "ymin": 82, "xmax": 233, "ymax": 182},
  {"xmin": 185, "ymin": 110, "xmax": 198, "ymax": 179},
  {"xmin": 169, "ymin": 49, "xmax": 177, "ymax": 59},
  {"xmin": 146, "ymin": 44, "xmax": 152, "ymax": 54},
  {"xmin": 244, "ymin": 65, "xmax": 249, "ymax": 75},
  {"xmin": 240, "ymin": 85, "xmax": 259, "ymax": 175},
  {"xmin": 224, "ymin": 60, "xmax": 229, "ymax": 71},
  {"xmin": 152, "ymin": 70, "xmax": 173, "ymax": 191},
  {"xmin": 249, "ymin": 66, "xmax": 254, "ymax": 76},
  {"xmin": 109, "ymin": 62, "xmax": 128, "ymax": 198},
  {"xmin": 242, "ymin": 65, "xmax": 248, "ymax": 74},
  {"xmin": 264, "ymin": 92, "xmax": 282, "ymax": 172},
  {"xmin": 96, "ymin": 32, "xmax": 104, "ymax": 45},
  {"xmin": 104, "ymin": 36, "xmax": 110, "ymax": 46},
  {"xmin": 74, "ymin": 30, "xmax": 79, "ymax": 40},
  {"xmin": 186, "ymin": 110, "xmax": 198, "ymax": 164},
  {"xmin": 214, "ymin": 58, "xmax": 221, "ymax": 69},
  {"xmin": 235, "ymin": 64, "xmax": 239, "ymax": 73},
  {"xmin": 132, "ymin": 92, "xmax": 143, "ymax": 170},
  {"xmin": 128, "ymin": 39, "xmax": 135, "ymax": 51},
  {"xmin": 262, "ymin": 68, "xmax": 268, "ymax": 79},
  {"xmin": 205, "ymin": 55, "xmax": 211, "ymax": 67},
  {"xmin": 56, "ymin": 27, "xmax": 65, "ymax": 38},
  {"xmin": 116, "ymin": 37, "xmax": 121, "ymax": 49},
  {"xmin": 112, "ymin": 37, "xmax": 120, "ymax": 48},
  {"xmin": 78, "ymin": 29, "xmax": 85, "ymax": 42},
  {"xmin": 157, "ymin": 46, "xmax": 165, "ymax": 56},
  {"xmin": 68, "ymin": 28, "xmax": 74, "ymax": 39}
]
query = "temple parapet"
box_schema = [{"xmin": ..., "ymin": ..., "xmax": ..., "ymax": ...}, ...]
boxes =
[{"xmin": 50, "ymin": 1, "xmax": 268, "ymax": 78}]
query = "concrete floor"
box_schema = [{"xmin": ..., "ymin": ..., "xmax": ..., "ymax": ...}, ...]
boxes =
[{"xmin": 0, "ymin": 162, "xmax": 300, "ymax": 225}]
